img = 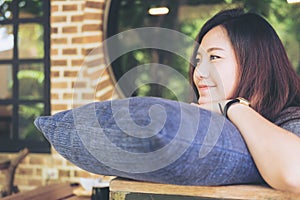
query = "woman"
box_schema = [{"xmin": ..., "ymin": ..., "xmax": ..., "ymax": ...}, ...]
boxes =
[{"xmin": 191, "ymin": 8, "xmax": 300, "ymax": 193}]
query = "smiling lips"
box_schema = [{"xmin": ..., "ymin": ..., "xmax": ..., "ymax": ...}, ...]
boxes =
[
  {"xmin": 198, "ymin": 84, "xmax": 215, "ymax": 90},
  {"xmin": 199, "ymin": 85, "xmax": 209, "ymax": 90}
]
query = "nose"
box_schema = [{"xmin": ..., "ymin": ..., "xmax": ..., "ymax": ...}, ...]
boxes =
[{"xmin": 194, "ymin": 61, "xmax": 210, "ymax": 78}]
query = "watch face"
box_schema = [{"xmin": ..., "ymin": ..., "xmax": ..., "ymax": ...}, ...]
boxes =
[{"xmin": 236, "ymin": 97, "xmax": 250, "ymax": 106}]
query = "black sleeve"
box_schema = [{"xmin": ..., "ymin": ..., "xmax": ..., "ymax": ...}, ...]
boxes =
[{"xmin": 275, "ymin": 107, "xmax": 300, "ymax": 137}]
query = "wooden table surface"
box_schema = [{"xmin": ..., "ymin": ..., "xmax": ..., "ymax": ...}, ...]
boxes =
[{"xmin": 110, "ymin": 178, "xmax": 300, "ymax": 200}]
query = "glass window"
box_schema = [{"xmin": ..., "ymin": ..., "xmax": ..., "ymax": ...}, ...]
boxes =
[
  {"xmin": 0, "ymin": 64, "xmax": 13, "ymax": 99},
  {"xmin": 105, "ymin": 0, "xmax": 300, "ymax": 101},
  {"xmin": 0, "ymin": 105, "xmax": 13, "ymax": 140},
  {"xmin": 0, "ymin": 0, "xmax": 50, "ymax": 153},
  {"xmin": 0, "ymin": 0, "xmax": 13, "ymax": 21},
  {"xmin": 19, "ymin": 0, "xmax": 43, "ymax": 18},
  {"xmin": 18, "ymin": 23, "xmax": 44, "ymax": 59},
  {"xmin": 0, "ymin": 25, "xmax": 14, "ymax": 59},
  {"xmin": 18, "ymin": 63, "xmax": 44, "ymax": 100},
  {"xmin": 19, "ymin": 103, "xmax": 44, "ymax": 141}
]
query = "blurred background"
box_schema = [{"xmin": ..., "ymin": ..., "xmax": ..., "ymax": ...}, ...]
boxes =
[{"xmin": 0, "ymin": 0, "xmax": 299, "ymax": 194}]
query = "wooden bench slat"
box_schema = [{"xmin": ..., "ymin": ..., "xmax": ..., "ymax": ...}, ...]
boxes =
[
  {"xmin": 2, "ymin": 183, "xmax": 76, "ymax": 200},
  {"xmin": 110, "ymin": 178, "xmax": 300, "ymax": 200},
  {"xmin": 30, "ymin": 183, "xmax": 75, "ymax": 200},
  {"xmin": 66, "ymin": 196, "xmax": 90, "ymax": 200}
]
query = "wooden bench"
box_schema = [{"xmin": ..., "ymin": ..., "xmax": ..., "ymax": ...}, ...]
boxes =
[
  {"xmin": 110, "ymin": 178, "xmax": 300, "ymax": 200},
  {"xmin": 1, "ymin": 182, "xmax": 90, "ymax": 200}
]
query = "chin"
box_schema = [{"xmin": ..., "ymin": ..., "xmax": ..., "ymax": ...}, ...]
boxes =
[{"xmin": 198, "ymin": 97, "xmax": 214, "ymax": 104}]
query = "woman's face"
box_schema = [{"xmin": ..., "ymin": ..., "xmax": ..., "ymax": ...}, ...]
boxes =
[{"xmin": 193, "ymin": 25, "xmax": 238, "ymax": 104}]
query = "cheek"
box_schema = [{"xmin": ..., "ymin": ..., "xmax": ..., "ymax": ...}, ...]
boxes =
[
  {"xmin": 216, "ymin": 64, "xmax": 237, "ymax": 98},
  {"xmin": 192, "ymin": 69, "xmax": 198, "ymax": 84},
  {"xmin": 224, "ymin": 78, "xmax": 236, "ymax": 98}
]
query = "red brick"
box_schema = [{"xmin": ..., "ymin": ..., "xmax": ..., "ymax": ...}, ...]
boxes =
[
  {"xmin": 14, "ymin": 177, "xmax": 29, "ymax": 185},
  {"xmin": 71, "ymin": 59, "xmax": 84, "ymax": 66},
  {"xmin": 36, "ymin": 168, "xmax": 42, "ymax": 176},
  {"xmin": 85, "ymin": 1, "xmax": 104, "ymax": 9},
  {"xmin": 52, "ymin": 59, "xmax": 67, "ymax": 66},
  {"xmin": 98, "ymin": 89, "xmax": 114, "ymax": 101},
  {"xmin": 51, "ymin": 104, "xmax": 68, "ymax": 110},
  {"xmin": 52, "ymin": 5, "xmax": 59, "ymax": 12},
  {"xmin": 63, "ymin": 93, "xmax": 76, "ymax": 99},
  {"xmin": 51, "ymin": 71, "xmax": 60, "ymax": 77},
  {"xmin": 52, "ymin": 38, "xmax": 67, "ymax": 44},
  {"xmin": 51, "ymin": 16, "xmax": 67, "ymax": 23},
  {"xmin": 62, "ymin": 26, "xmax": 78, "ymax": 34},
  {"xmin": 83, "ymin": 35, "xmax": 102, "ymax": 44},
  {"xmin": 96, "ymin": 79, "xmax": 112, "ymax": 90},
  {"xmin": 84, "ymin": 12, "xmax": 100, "ymax": 20},
  {"xmin": 59, "ymin": 169, "xmax": 71, "ymax": 177},
  {"xmin": 82, "ymin": 24, "xmax": 101, "ymax": 32},
  {"xmin": 74, "ymin": 170, "xmax": 93, "ymax": 178},
  {"xmin": 62, "ymin": 4, "xmax": 78, "ymax": 11},
  {"xmin": 52, "ymin": 82, "xmax": 68, "ymax": 89},
  {"xmin": 63, "ymin": 48, "xmax": 77, "ymax": 55},
  {"xmin": 17, "ymin": 167, "xmax": 34, "ymax": 175},
  {"xmin": 72, "ymin": 37, "xmax": 83, "ymax": 44},
  {"xmin": 28, "ymin": 178, "xmax": 43, "ymax": 186},
  {"xmin": 64, "ymin": 70, "xmax": 78, "ymax": 77},
  {"xmin": 71, "ymin": 15, "xmax": 83, "ymax": 22},
  {"xmin": 51, "ymin": 27, "xmax": 58, "ymax": 34},
  {"xmin": 72, "ymin": 81, "xmax": 87, "ymax": 88},
  {"xmin": 29, "ymin": 157, "xmax": 45, "ymax": 165},
  {"xmin": 51, "ymin": 93, "xmax": 59, "ymax": 99},
  {"xmin": 51, "ymin": 49, "xmax": 58, "ymax": 56}
]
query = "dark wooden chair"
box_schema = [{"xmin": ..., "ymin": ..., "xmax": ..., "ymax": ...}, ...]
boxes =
[{"xmin": 0, "ymin": 148, "xmax": 29, "ymax": 197}]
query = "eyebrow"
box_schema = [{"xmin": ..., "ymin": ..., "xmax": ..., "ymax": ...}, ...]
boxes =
[{"xmin": 197, "ymin": 47, "xmax": 225, "ymax": 55}]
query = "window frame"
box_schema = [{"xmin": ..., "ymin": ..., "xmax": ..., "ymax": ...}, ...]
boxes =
[{"xmin": 0, "ymin": 0, "xmax": 51, "ymax": 153}]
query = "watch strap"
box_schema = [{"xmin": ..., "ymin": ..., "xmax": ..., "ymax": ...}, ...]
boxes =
[{"xmin": 223, "ymin": 97, "xmax": 250, "ymax": 118}]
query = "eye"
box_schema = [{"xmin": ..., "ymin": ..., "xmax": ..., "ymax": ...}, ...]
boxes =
[
  {"xmin": 195, "ymin": 58, "xmax": 201, "ymax": 63},
  {"xmin": 210, "ymin": 55, "xmax": 221, "ymax": 61},
  {"xmin": 193, "ymin": 58, "xmax": 201, "ymax": 67}
]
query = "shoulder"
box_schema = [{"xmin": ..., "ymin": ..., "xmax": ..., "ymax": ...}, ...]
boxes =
[{"xmin": 274, "ymin": 107, "xmax": 300, "ymax": 136}]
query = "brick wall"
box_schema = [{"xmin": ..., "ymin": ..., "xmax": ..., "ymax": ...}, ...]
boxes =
[
  {"xmin": 0, "ymin": 0, "xmax": 119, "ymax": 193},
  {"xmin": 51, "ymin": 0, "xmax": 118, "ymax": 112}
]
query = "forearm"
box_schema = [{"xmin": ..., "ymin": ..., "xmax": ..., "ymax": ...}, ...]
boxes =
[{"xmin": 227, "ymin": 104, "xmax": 300, "ymax": 193}]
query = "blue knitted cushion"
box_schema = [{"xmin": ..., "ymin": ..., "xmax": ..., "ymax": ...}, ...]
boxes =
[{"xmin": 34, "ymin": 96, "xmax": 263, "ymax": 185}]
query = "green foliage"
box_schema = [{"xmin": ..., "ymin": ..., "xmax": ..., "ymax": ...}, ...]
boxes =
[
  {"xmin": 17, "ymin": 69, "xmax": 44, "ymax": 84},
  {"xmin": 17, "ymin": 69, "xmax": 45, "ymax": 140},
  {"xmin": 18, "ymin": 68, "xmax": 44, "ymax": 100},
  {"xmin": 19, "ymin": 103, "xmax": 45, "ymax": 141},
  {"xmin": 18, "ymin": 0, "xmax": 43, "ymax": 17},
  {"xmin": 0, "ymin": 0, "xmax": 43, "ymax": 20}
]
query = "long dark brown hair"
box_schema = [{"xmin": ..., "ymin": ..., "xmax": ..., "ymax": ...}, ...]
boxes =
[{"xmin": 190, "ymin": 8, "xmax": 300, "ymax": 122}]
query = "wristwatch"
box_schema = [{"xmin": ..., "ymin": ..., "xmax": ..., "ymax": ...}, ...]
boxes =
[{"xmin": 223, "ymin": 97, "xmax": 250, "ymax": 118}]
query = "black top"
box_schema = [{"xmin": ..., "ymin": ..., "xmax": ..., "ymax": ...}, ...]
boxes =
[{"xmin": 274, "ymin": 107, "xmax": 300, "ymax": 137}]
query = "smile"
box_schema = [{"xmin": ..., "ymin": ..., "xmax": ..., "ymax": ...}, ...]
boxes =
[{"xmin": 198, "ymin": 85, "xmax": 215, "ymax": 90}]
